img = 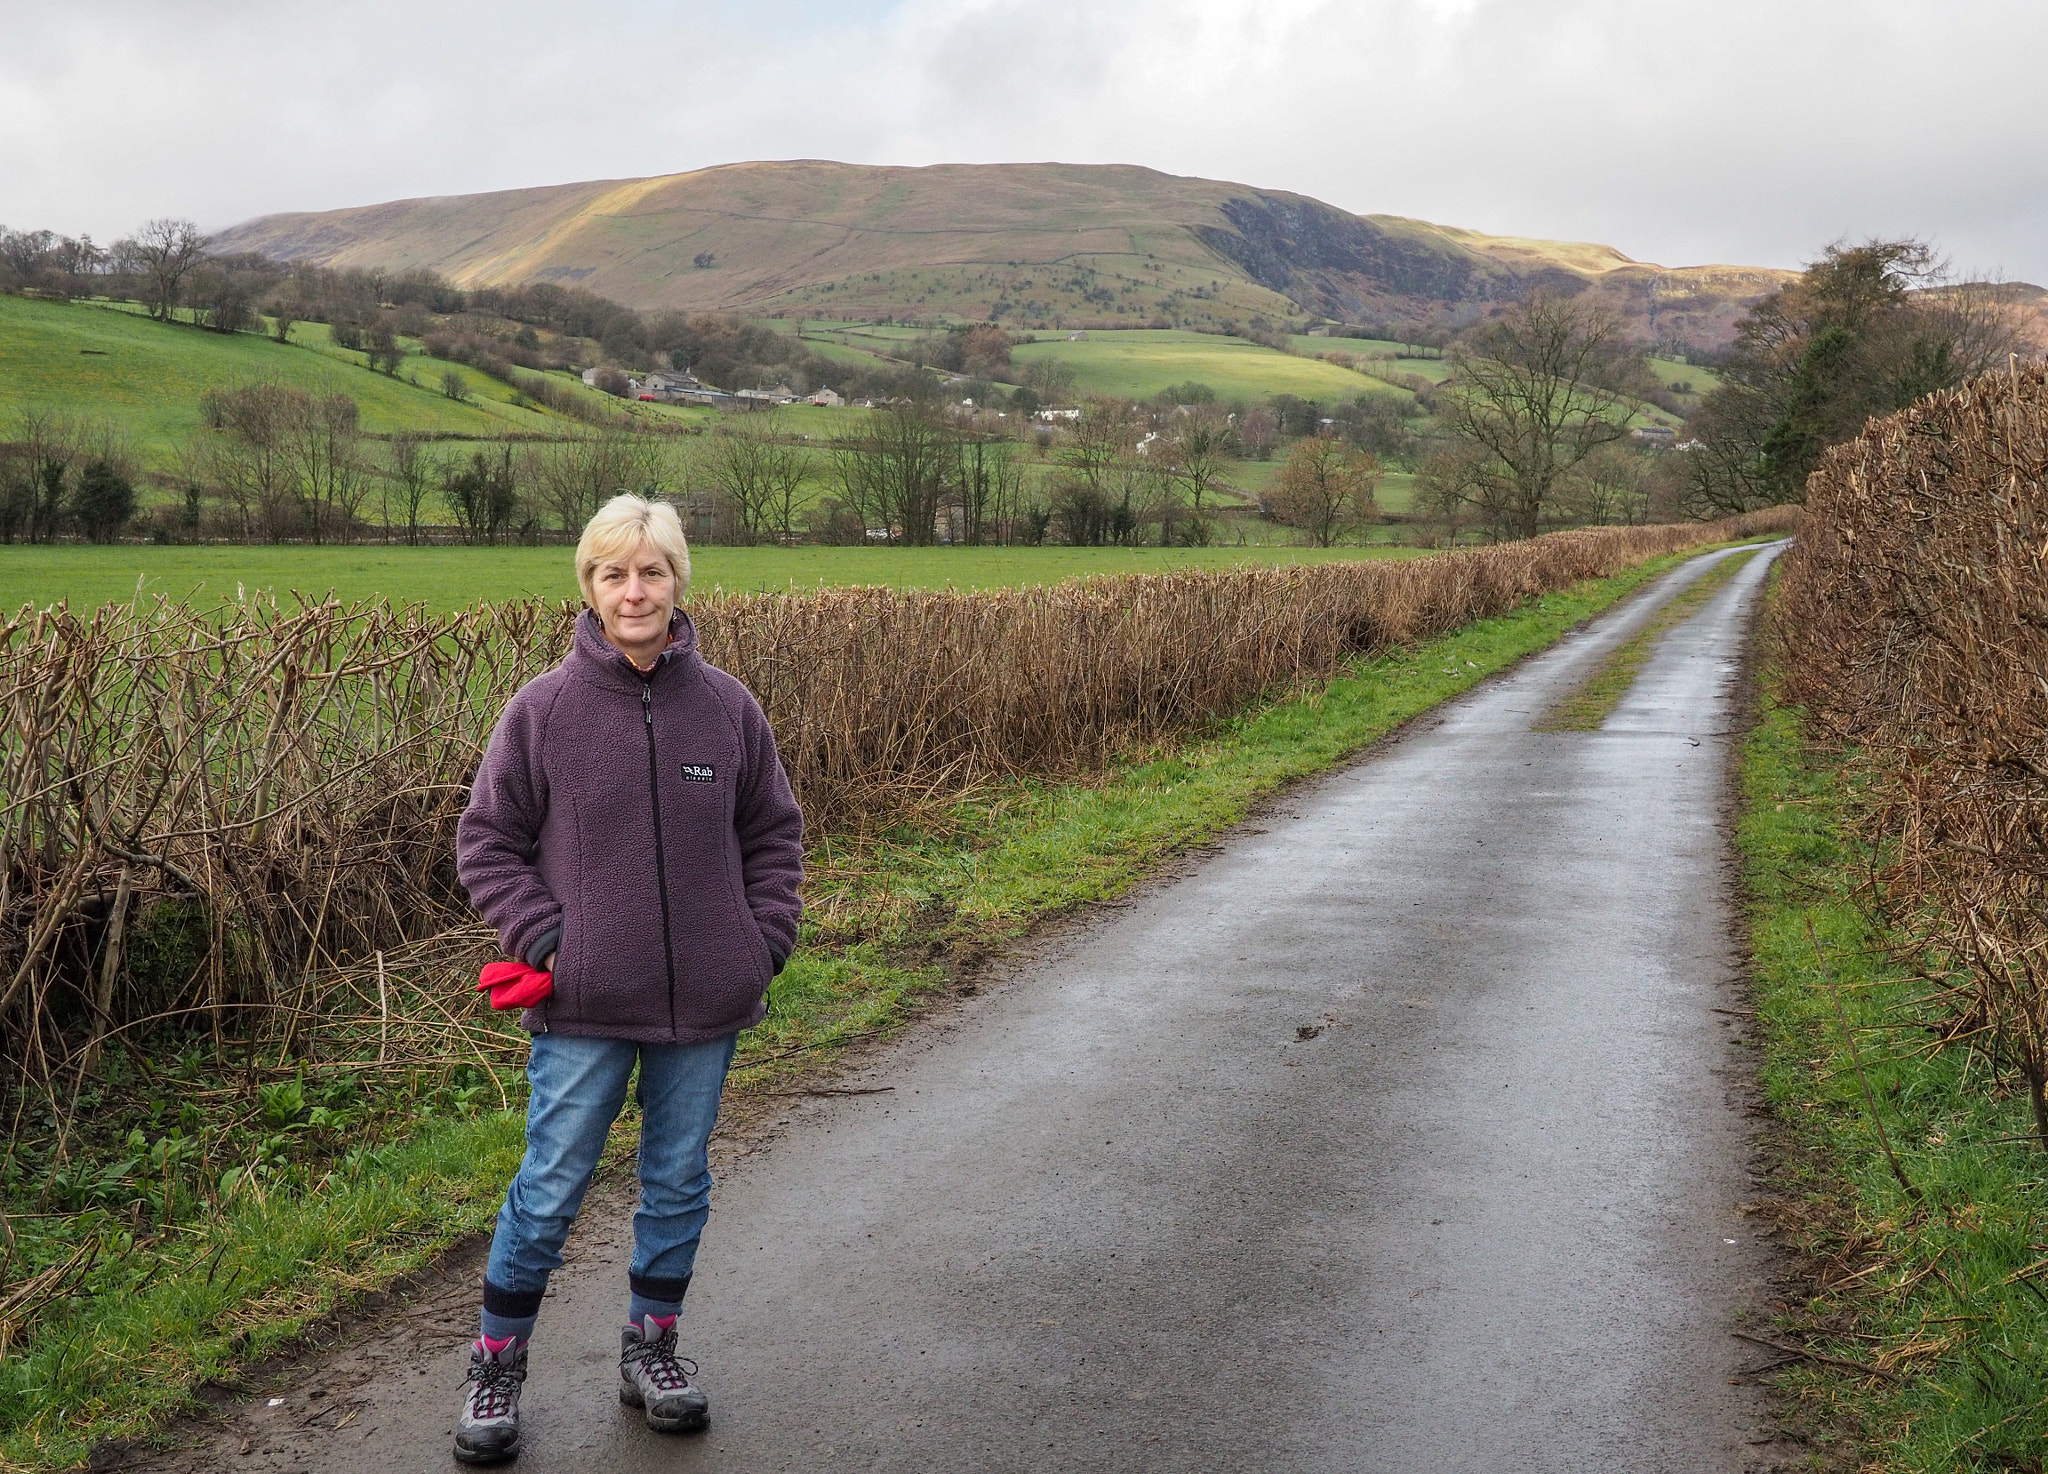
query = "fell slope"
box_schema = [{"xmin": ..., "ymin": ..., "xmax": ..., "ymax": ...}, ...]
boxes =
[
  {"xmin": 216, "ymin": 161, "xmax": 1788, "ymax": 346},
  {"xmin": 0, "ymin": 296, "xmax": 556, "ymax": 464}
]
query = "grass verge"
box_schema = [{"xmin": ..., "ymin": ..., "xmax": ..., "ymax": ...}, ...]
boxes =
[
  {"xmin": 6, "ymin": 546, "xmax": 1711, "ymax": 1469},
  {"xmin": 1740, "ymin": 664, "xmax": 2048, "ymax": 1470},
  {"xmin": 1535, "ymin": 544, "xmax": 1763, "ymax": 730}
]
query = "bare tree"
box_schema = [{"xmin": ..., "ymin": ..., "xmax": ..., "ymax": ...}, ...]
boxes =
[
  {"xmin": 0, "ymin": 228, "xmax": 55, "ymax": 288},
  {"xmin": 50, "ymin": 233, "xmax": 108, "ymax": 294},
  {"xmin": 190, "ymin": 264, "xmax": 253, "ymax": 334},
  {"xmin": 700, "ymin": 418, "xmax": 809, "ymax": 543},
  {"xmin": 1045, "ymin": 401, "xmax": 1185, "ymax": 546},
  {"xmin": 1021, "ymin": 357, "xmax": 1077, "ymax": 400},
  {"xmin": 1048, "ymin": 400, "xmax": 1142, "ymax": 545},
  {"xmin": 283, "ymin": 394, "xmax": 367, "ymax": 541},
  {"xmin": 1435, "ymin": 291, "xmax": 1639, "ymax": 539},
  {"xmin": 831, "ymin": 403, "xmax": 954, "ymax": 544},
  {"xmin": 1156, "ymin": 406, "xmax": 1235, "ymax": 542},
  {"xmin": 1556, "ymin": 443, "xmax": 1654, "ymax": 527},
  {"xmin": 1161, "ymin": 407, "xmax": 1233, "ymax": 516},
  {"xmin": 1416, "ymin": 441, "xmax": 1523, "ymax": 545},
  {"xmin": 526, "ymin": 429, "xmax": 666, "ymax": 534},
  {"xmin": 1238, "ymin": 407, "xmax": 1278, "ymax": 461},
  {"xmin": 386, "ymin": 434, "xmax": 434, "ymax": 544},
  {"xmin": 120, "ymin": 218, "xmax": 209, "ymax": 323},
  {"xmin": 366, "ymin": 318, "xmax": 403, "ymax": 374},
  {"xmin": 1267, "ymin": 434, "xmax": 1379, "ymax": 546},
  {"xmin": 956, "ymin": 434, "xmax": 1024, "ymax": 544},
  {"xmin": 199, "ymin": 385, "xmax": 299, "ymax": 539}
]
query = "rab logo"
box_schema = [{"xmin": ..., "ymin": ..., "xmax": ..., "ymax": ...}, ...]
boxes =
[{"xmin": 679, "ymin": 763, "xmax": 716, "ymax": 783}]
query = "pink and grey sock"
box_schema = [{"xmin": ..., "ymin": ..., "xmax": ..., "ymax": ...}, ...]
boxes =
[
  {"xmin": 480, "ymin": 1278, "xmax": 544, "ymax": 1347},
  {"xmin": 627, "ymin": 1271, "xmax": 689, "ymax": 1332}
]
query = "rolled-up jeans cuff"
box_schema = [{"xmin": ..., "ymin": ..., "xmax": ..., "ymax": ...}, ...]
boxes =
[{"xmin": 482, "ymin": 1279, "xmax": 547, "ymax": 1318}]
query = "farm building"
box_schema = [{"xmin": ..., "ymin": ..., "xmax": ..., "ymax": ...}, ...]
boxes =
[
  {"xmin": 633, "ymin": 369, "xmax": 732, "ymax": 406},
  {"xmin": 642, "ymin": 370, "xmax": 705, "ymax": 395}
]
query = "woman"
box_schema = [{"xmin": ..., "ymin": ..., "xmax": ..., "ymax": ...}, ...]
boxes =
[{"xmin": 450, "ymin": 494, "xmax": 804, "ymax": 1464}]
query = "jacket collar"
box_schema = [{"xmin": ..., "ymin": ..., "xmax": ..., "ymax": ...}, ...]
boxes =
[{"xmin": 564, "ymin": 607, "xmax": 700, "ymax": 693}]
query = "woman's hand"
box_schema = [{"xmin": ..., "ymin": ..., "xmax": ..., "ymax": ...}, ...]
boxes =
[{"xmin": 544, "ymin": 953, "xmax": 557, "ymax": 973}]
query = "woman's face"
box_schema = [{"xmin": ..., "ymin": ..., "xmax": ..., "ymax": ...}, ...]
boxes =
[{"xmin": 590, "ymin": 542, "xmax": 678, "ymax": 667}]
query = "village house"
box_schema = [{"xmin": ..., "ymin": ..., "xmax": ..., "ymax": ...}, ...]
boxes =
[{"xmin": 806, "ymin": 387, "xmax": 844, "ymax": 407}]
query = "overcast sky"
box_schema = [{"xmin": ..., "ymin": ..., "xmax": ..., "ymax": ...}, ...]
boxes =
[{"xmin": 4, "ymin": 0, "xmax": 2044, "ymax": 281}]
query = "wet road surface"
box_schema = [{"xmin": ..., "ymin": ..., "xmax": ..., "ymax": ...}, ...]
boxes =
[{"xmin": 160, "ymin": 544, "xmax": 1788, "ymax": 1473}]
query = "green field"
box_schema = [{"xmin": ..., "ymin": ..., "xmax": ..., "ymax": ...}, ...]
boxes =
[
  {"xmin": 1646, "ymin": 355, "xmax": 1721, "ymax": 394},
  {"xmin": 1008, "ymin": 329, "xmax": 1409, "ymax": 403},
  {"xmin": 0, "ymin": 543, "xmax": 1429, "ymax": 613},
  {"xmin": 1290, "ymin": 337, "xmax": 1454, "ymax": 385},
  {"xmin": 0, "ymin": 297, "xmax": 571, "ymax": 463}
]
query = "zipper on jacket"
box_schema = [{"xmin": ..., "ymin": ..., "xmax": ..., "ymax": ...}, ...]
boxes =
[{"xmin": 643, "ymin": 679, "xmax": 679, "ymax": 1036}]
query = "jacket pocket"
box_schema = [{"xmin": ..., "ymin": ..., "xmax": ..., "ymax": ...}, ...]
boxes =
[
  {"xmin": 546, "ymin": 919, "xmax": 577, "ymax": 1023},
  {"xmin": 742, "ymin": 906, "xmax": 775, "ymax": 978}
]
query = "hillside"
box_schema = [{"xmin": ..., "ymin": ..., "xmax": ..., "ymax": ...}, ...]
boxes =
[
  {"xmin": 213, "ymin": 161, "xmax": 1791, "ymax": 349},
  {"xmin": 0, "ymin": 295, "xmax": 605, "ymax": 466}
]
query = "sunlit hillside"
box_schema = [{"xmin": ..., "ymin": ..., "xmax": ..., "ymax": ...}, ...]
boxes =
[{"xmin": 214, "ymin": 161, "xmax": 1792, "ymax": 348}]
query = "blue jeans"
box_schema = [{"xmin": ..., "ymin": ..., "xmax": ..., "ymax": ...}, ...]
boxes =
[{"xmin": 485, "ymin": 1032, "xmax": 737, "ymax": 1301}]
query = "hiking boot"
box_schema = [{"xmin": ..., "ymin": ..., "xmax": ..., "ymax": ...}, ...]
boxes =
[
  {"xmin": 453, "ymin": 1336, "xmax": 527, "ymax": 1464},
  {"xmin": 619, "ymin": 1314, "xmax": 709, "ymax": 1432}
]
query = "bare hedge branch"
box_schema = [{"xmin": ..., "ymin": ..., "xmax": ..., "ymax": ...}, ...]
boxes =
[{"xmin": 1, "ymin": 510, "xmax": 1793, "ymax": 1082}]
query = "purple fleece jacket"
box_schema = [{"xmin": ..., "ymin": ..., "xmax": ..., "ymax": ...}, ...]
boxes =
[{"xmin": 456, "ymin": 608, "xmax": 804, "ymax": 1043}]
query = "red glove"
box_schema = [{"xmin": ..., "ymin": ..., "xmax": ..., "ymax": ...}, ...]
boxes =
[{"xmin": 476, "ymin": 959, "xmax": 554, "ymax": 1010}]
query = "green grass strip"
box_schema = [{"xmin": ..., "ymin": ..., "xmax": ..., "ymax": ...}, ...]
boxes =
[
  {"xmin": 3, "ymin": 546, "xmax": 1715, "ymax": 1470},
  {"xmin": 1534, "ymin": 545, "xmax": 1763, "ymax": 731},
  {"xmin": 1739, "ymin": 667, "xmax": 2048, "ymax": 1469}
]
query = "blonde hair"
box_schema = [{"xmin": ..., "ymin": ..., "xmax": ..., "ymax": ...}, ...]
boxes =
[{"xmin": 575, "ymin": 494, "xmax": 691, "ymax": 606}]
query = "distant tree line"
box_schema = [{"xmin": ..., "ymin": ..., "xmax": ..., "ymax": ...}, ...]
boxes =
[{"xmin": 22, "ymin": 216, "xmax": 2004, "ymax": 552}]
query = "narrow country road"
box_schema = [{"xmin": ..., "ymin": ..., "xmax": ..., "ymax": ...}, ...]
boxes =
[{"xmin": 158, "ymin": 544, "xmax": 1790, "ymax": 1474}]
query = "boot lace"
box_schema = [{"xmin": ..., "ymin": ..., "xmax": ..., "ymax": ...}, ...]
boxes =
[
  {"xmin": 465, "ymin": 1355, "xmax": 519, "ymax": 1420},
  {"xmin": 625, "ymin": 1324, "xmax": 698, "ymax": 1393}
]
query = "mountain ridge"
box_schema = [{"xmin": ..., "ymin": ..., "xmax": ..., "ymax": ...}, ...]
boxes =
[{"xmin": 213, "ymin": 160, "xmax": 1790, "ymax": 347}]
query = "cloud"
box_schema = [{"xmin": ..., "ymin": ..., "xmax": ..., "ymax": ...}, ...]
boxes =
[{"xmin": 3, "ymin": 0, "xmax": 2044, "ymax": 281}]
